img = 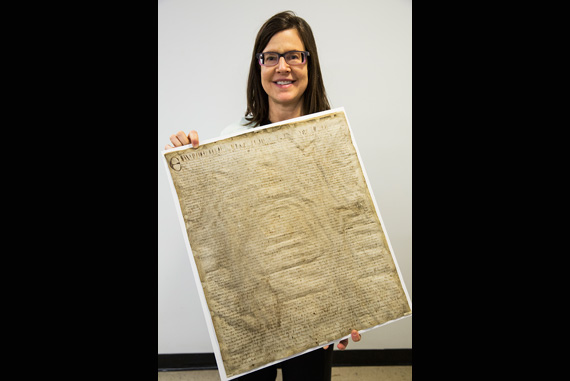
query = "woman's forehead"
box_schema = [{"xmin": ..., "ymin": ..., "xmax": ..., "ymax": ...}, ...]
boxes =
[{"xmin": 263, "ymin": 29, "xmax": 305, "ymax": 53}]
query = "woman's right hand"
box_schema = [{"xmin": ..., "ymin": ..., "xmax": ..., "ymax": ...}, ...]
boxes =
[{"xmin": 165, "ymin": 130, "xmax": 200, "ymax": 151}]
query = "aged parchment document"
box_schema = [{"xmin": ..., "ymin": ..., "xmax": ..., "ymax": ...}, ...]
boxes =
[{"xmin": 163, "ymin": 108, "xmax": 412, "ymax": 380}]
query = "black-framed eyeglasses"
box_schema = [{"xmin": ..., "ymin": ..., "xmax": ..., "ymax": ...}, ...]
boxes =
[{"xmin": 256, "ymin": 51, "xmax": 310, "ymax": 67}]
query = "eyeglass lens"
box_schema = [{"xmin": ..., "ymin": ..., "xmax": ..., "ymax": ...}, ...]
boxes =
[{"xmin": 259, "ymin": 51, "xmax": 307, "ymax": 66}]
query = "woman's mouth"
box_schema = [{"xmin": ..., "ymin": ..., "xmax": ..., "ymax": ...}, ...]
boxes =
[{"xmin": 274, "ymin": 80, "xmax": 295, "ymax": 88}]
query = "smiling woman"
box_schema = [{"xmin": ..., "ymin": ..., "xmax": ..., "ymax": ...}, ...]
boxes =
[
  {"xmin": 245, "ymin": 11, "xmax": 330, "ymax": 127},
  {"xmin": 163, "ymin": 11, "xmax": 362, "ymax": 381}
]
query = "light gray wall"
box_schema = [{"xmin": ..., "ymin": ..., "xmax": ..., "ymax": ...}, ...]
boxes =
[{"xmin": 158, "ymin": 0, "xmax": 412, "ymax": 354}]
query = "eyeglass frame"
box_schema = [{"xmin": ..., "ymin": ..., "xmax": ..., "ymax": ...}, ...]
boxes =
[{"xmin": 255, "ymin": 50, "xmax": 310, "ymax": 67}]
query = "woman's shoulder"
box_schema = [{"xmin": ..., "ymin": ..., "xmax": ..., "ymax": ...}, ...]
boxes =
[{"xmin": 220, "ymin": 117, "xmax": 251, "ymax": 137}]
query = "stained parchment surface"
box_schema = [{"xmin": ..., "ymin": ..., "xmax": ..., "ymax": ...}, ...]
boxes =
[{"xmin": 164, "ymin": 110, "xmax": 412, "ymax": 379}]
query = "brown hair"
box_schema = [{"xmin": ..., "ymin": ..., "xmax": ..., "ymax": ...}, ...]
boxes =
[{"xmin": 245, "ymin": 11, "xmax": 330, "ymax": 126}]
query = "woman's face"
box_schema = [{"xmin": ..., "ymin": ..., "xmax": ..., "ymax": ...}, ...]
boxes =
[{"xmin": 260, "ymin": 29, "xmax": 309, "ymax": 113}]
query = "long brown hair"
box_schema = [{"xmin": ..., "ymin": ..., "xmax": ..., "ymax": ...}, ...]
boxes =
[{"xmin": 245, "ymin": 11, "xmax": 330, "ymax": 126}]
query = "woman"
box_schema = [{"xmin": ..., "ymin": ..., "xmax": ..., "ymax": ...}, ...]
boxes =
[{"xmin": 165, "ymin": 11, "xmax": 362, "ymax": 380}]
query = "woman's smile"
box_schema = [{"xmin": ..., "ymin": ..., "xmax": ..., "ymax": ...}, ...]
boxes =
[{"xmin": 273, "ymin": 79, "xmax": 296, "ymax": 88}]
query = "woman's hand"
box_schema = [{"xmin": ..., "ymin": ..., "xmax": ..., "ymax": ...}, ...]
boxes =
[
  {"xmin": 165, "ymin": 130, "xmax": 200, "ymax": 150},
  {"xmin": 324, "ymin": 330, "xmax": 362, "ymax": 351}
]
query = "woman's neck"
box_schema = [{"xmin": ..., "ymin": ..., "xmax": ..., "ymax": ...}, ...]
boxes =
[{"xmin": 268, "ymin": 99, "xmax": 304, "ymax": 124}]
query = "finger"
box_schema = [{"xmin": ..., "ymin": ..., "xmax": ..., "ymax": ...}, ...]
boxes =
[
  {"xmin": 169, "ymin": 133, "xmax": 185, "ymax": 147},
  {"xmin": 351, "ymin": 330, "xmax": 362, "ymax": 343},
  {"xmin": 337, "ymin": 339, "xmax": 349, "ymax": 351},
  {"xmin": 165, "ymin": 144, "xmax": 174, "ymax": 151},
  {"xmin": 169, "ymin": 131, "xmax": 189, "ymax": 147},
  {"xmin": 188, "ymin": 130, "xmax": 199, "ymax": 148},
  {"xmin": 176, "ymin": 131, "xmax": 191, "ymax": 146},
  {"xmin": 323, "ymin": 345, "xmax": 330, "ymax": 350}
]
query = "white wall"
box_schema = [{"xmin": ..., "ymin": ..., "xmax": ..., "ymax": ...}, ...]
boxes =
[{"xmin": 158, "ymin": 0, "xmax": 412, "ymax": 354}]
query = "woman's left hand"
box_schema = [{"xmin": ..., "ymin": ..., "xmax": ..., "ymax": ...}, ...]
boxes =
[{"xmin": 324, "ymin": 330, "xmax": 362, "ymax": 351}]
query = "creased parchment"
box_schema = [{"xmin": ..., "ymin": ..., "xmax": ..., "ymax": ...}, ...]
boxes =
[{"xmin": 163, "ymin": 109, "xmax": 412, "ymax": 380}]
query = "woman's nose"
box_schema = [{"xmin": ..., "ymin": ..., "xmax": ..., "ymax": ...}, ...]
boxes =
[{"xmin": 276, "ymin": 57, "xmax": 291, "ymax": 72}]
